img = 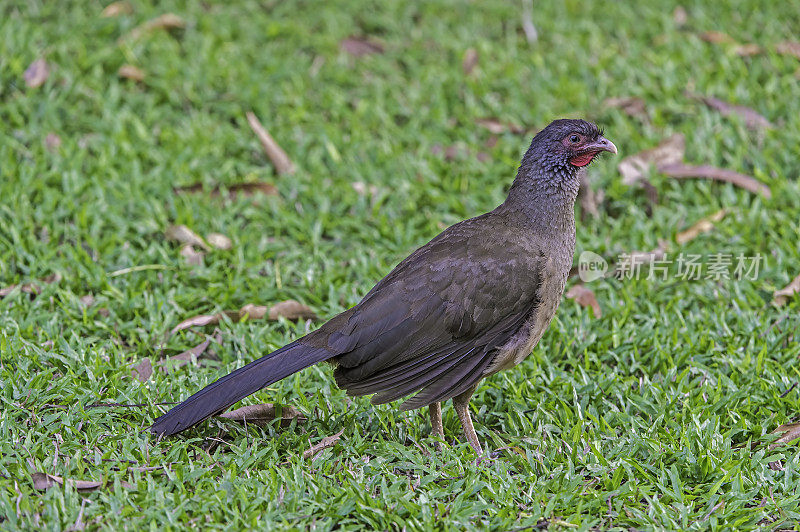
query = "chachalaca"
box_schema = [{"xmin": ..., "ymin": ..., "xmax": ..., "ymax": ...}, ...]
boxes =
[{"xmin": 150, "ymin": 119, "xmax": 617, "ymax": 453}]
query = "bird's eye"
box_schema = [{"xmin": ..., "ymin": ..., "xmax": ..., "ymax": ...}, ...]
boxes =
[{"xmin": 569, "ymin": 134, "xmax": 581, "ymax": 143}]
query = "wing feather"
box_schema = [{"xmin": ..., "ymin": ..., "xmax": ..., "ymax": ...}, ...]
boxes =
[{"xmin": 314, "ymin": 215, "xmax": 544, "ymax": 408}]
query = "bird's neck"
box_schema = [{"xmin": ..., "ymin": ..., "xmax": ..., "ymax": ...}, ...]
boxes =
[{"xmin": 499, "ymin": 166, "xmax": 579, "ymax": 235}]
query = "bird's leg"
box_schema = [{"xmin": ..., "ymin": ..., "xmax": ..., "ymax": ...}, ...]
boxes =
[
  {"xmin": 453, "ymin": 388, "xmax": 482, "ymax": 454},
  {"xmin": 429, "ymin": 402, "xmax": 444, "ymax": 449}
]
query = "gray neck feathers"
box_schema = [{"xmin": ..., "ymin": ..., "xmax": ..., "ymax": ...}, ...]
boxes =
[{"xmin": 499, "ymin": 155, "xmax": 579, "ymax": 234}]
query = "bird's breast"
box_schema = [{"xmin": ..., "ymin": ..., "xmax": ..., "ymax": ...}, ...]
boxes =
[{"xmin": 486, "ymin": 254, "xmax": 569, "ymax": 374}]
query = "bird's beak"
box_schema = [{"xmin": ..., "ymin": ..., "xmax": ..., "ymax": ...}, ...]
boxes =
[{"xmin": 587, "ymin": 135, "xmax": 617, "ymax": 155}]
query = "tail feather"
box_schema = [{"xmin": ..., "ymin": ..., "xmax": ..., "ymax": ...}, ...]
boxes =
[{"xmin": 150, "ymin": 341, "xmax": 332, "ymax": 436}]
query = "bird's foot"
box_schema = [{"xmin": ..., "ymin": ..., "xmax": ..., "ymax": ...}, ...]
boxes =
[
  {"xmin": 429, "ymin": 402, "xmax": 445, "ymax": 451},
  {"xmin": 453, "ymin": 392, "xmax": 483, "ymax": 456}
]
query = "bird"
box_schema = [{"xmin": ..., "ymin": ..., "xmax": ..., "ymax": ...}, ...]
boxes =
[{"xmin": 150, "ymin": 118, "xmax": 617, "ymax": 453}]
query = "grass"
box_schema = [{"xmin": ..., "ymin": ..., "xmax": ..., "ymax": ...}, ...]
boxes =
[{"xmin": 2, "ymin": 0, "xmax": 800, "ymax": 529}]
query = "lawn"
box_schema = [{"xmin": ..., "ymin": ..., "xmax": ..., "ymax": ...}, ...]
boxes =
[{"xmin": 2, "ymin": 0, "xmax": 800, "ymax": 529}]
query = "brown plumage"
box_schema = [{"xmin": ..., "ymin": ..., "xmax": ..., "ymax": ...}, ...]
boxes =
[{"xmin": 150, "ymin": 119, "xmax": 617, "ymax": 453}]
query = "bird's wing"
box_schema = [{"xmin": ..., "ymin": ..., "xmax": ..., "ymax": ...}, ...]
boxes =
[{"xmin": 311, "ymin": 216, "xmax": 545, "ymax": 408}]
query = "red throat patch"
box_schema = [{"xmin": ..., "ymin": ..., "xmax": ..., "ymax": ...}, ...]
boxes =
[{"xmin": 570, "ymin": 151, "xmax": 599, "ymax": 167}]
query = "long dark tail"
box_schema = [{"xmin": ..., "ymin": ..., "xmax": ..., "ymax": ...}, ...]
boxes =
[{"xmin": 150, "ymin": 341, "xmax": 333, "ymax": 436}]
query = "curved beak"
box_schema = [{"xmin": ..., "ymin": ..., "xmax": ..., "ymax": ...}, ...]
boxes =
[{"xmin": 587, "ymin": 135, "xmax": 617, "ymax": 155}]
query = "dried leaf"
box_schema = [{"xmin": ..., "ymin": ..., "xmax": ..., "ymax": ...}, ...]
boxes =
[
  {"xmin": 160, "ymin": 338, "xmax": 211, "ymax": 372},
  {"xmin": 0, "ymin": 283, "xmax": 34, "ymax": 297},
  {"xmin": 462, "ymin": 48, "xmax": 478, "ymax": 75},
  {"xmin": 0, "ymin": 273, "xmax": 61, "ymax": 298},
  {"xmin": 776, "ymin": 41, "xmax": 800, "ymax": 60},
  {"xmin": 696, "ymin": 95, "xmax": 773, "ymax": 129},
  {"xmin": 165, "ymin": 225, "xmax": 209, "ymax": 250},
  {"xmin": 618, "ymin": 134, "xmax": 685, "ymax": 185},
  {"xmin": 174, "ymin": 181, "xmax": 278, "ymax": 198},
  {"xmin": 118, "ymin": 64, "xmax": 144, "ymax": 81},
  {"xmin": 303, "ymin": 429, "xmax": 344, "ymax": 459},
  {"xmin": 245, "ymin": 112, "xmax": 295, "ymax": 175},
  {"xmin": 699, "ymin": 31, "xmax": 735, "ymax": 44},
  {"xmin": 773, "ymin": 273, "xmax": 800, "ymax": 306},
  {"xmin": 45, "ymin": 133, "xmax": 62, "ymax": 151},
  {"xmin": 769, "ymin": 460, "xmax": 784, "ymax": 471},
  {"xmin": 219, "ymin": 403, "xmax": 307, "ymax": 427},
  {"xmin": 477, "ymin": 119, "xmax": 505, "ymax": 134},
  {"xmin": 476, "ymin": 118, "xmax": 526, "ymax": 135},
  {"xmin": 604, "ymin": 96, "xmax": 648, "ymax": 121},
  {"xmin": 24, "ymin": 58, "xmax": 49, "ymax": 88},
  {"xmin": 170, "ymin": 313, "xmax": 223, "ymax": 335},
  {"xmin": 444, "ymin": 145, "xmax": 460, "ymax": 161},
  {"xmin": 132, "ymin": 358, "xmax": 153, "ymax": 382},
  {"xmin": 170, "ymin": 301, "xmax": 316, "ymax": 335},
  {"xmin": 733, "ymin": 43, "xmax": 763, "ymax": 57},
  {"xmin": 577, "ymin": 172, "xmax": 604, "ymax": 220},
  {"xmin": 267, "ymin": 300, "xmax": 317, "ymax": 321},
  {"xmin": 237, "ymin": 303, "xmax": 268, "ymax": 320},
  {"xmin": 68, "ymin": 499, "xmax": 87, "ymax": 531},
  {"xmin": 673, "ymin": 6, "xmax": 688, "ymax": 26},
  {"xmin": 42, "ymin": 272, "xmax": 61, "ymax": 284},
  {"xmin": 101, "ymin": 1, "xmax": 132, "ymax": 17},
  {"xmin": 566, "ymin": 284, "xmax": 601, "ymax": 318},
  {"xmin": 32, "ymin": 472, "xmax": 55, "ymax": 491},
  {"xmin": 121, "ymin": 13, "xmax": 185, "ymax": 42},
  {"xmin": 675, "ymin": 209, "xmax": 727, "ymax": 244},
  {"xmin": 206, "ymin": 233, "xmax": 232, "ymax": 250},
  {"xmin": 79, "ymin": 294, "xmax": 95, "ymax": 307},
  {"xmin": 32, "ymin": 472, "xmax": 102, "ymax": 492},
  {"xmin": 340, "ymin": 37, "xmax": 384, "ymax": 57},
  {"xmin": 769, "ymin": 422, "xmax": 800, "ymax": 449},
  {"xmin": 179, "ymin": 244, "xmax": 204, "ymax": 266},
  {"xmin": 659, "ymin": 163, "xmax": 771, "ymax": 198}
]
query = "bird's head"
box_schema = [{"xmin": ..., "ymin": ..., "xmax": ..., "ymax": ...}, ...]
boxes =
[
  {"xmin": 529, "ymin": 119, "xmax": 617, "ymax": 171},
  {"xmin": 507, "ymin": 118, "xmax": 617, "ymax": 215}
]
